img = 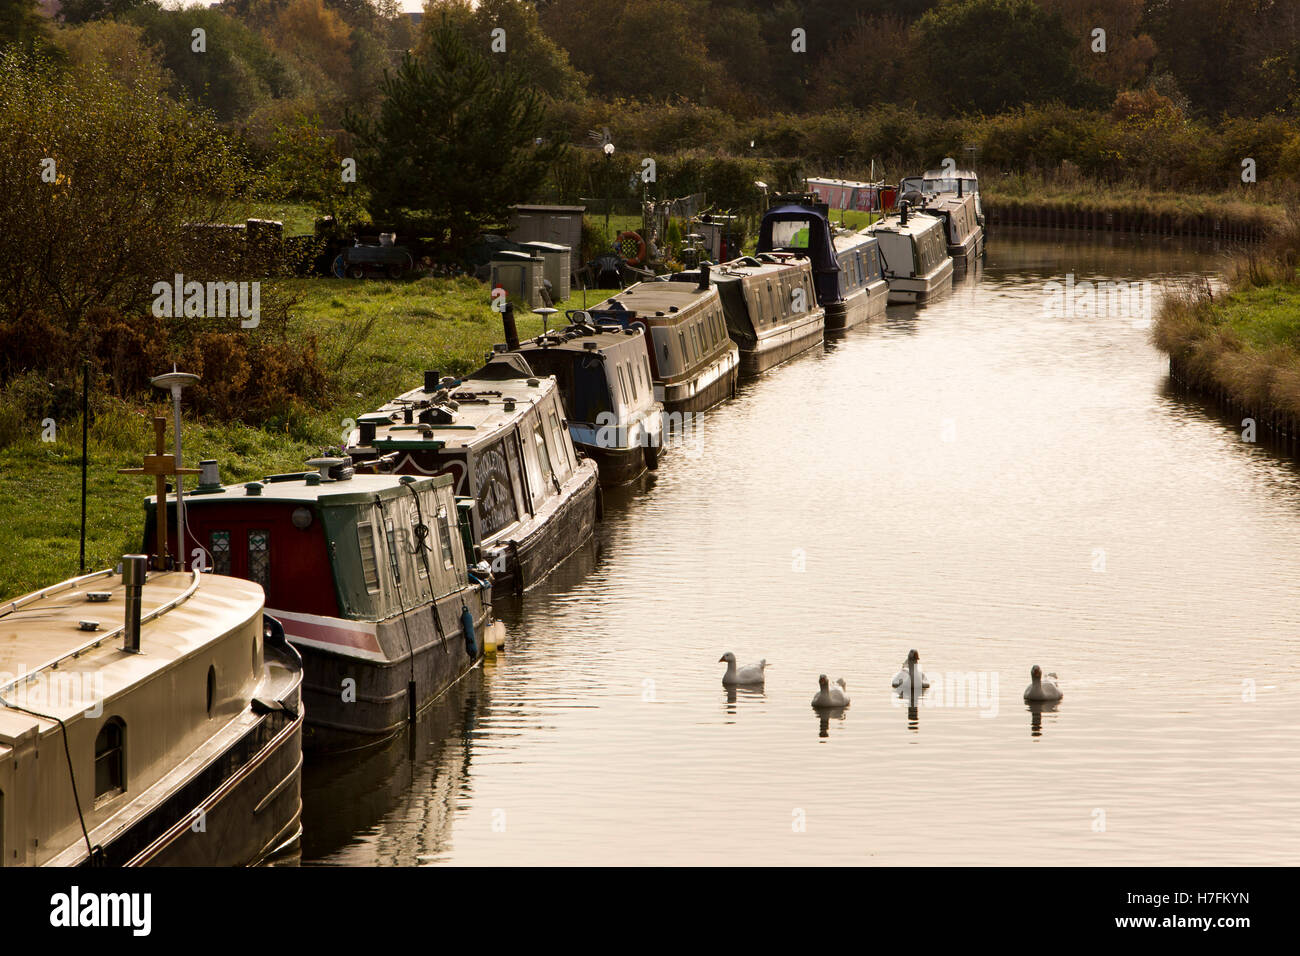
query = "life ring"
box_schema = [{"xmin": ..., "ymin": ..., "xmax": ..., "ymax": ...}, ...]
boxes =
[{"xmin": 616, "ymin": 230, "xmax": 647, "ymax": 266}]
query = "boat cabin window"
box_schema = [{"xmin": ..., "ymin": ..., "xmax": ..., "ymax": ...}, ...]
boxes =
[
  {"xmin": 247, "ymin": 530, "xmax": 270, "ymax": 589},
  {"xmin": 357, "ymin": 521, "xmax": 381, "ymax": 592},
  {"xmin": 533, "ymin": 422, "xmax": 556, "ymax": 491},
  {"xmin": 383, "ymin": 518, "xmax": 401, "ymax": 583},
  {"xmin": 547, "ymin": 408, "xmax": 572, "ymax": 479},
  {"xmin": 94, "ymin": 718, "xmax": 125, "ymax": 804},
  {"xmin": 475, "ymin": 438, "xmax": 521, "ymax": 536},
  {"xmin": 206, "ymin": 665, "xmax": 216, "ymax": 717},
  {"xmin": 210, "ymin": 530, "xmax": 231, "ymax": 575},
  {"xmin": 571, "ymin": 359, "xmax": 612, "ymax": 424},
  {"xmin": 771, "ymin": 219, "xmax": 812, "ymax": 249},
  {"xmin": 436, "ymin": 506, "xmax": 455, "ymax": 570}
]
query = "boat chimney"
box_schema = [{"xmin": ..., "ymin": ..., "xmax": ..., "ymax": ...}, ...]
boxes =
[
  {"xmin": 502, "ymin": 302, "xmax": 521, "ymax": 352},
  {"xmin": 197, "ymin": 459, "xmax": 220, "ymax": 490},
  {"xmin": 359, "ymin": 421, "xmax": 377, "ymax": 445},
  {"xmin": 697, "ymin": 262, "xmax": 711, "ymax": 291},
  {"xmin": 958, "ymin": 179, "xmax": 964, "ymax": 197},
  {"xmin": 423, "ymin": 370, "xmax": 440, "ymax": 392},
  {"xmin": 900, "ymin": 200, "xmax": 909, "ymax": 226},
  {"xmin": 122, "ymin": 554, "xmax": 148, "ymax": 653},
  {"xmin": 402, "ymin": 406, "xmax": 413, "ymax": 424}
]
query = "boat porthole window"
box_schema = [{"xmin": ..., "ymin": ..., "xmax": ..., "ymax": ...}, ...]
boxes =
[
  {"xmin": 206, "ymin": 665, "xmax": 216, "ymax": 717},
  {"xmin": 93, "ymin": 718, "xmax": 126, "ymax": 804}
]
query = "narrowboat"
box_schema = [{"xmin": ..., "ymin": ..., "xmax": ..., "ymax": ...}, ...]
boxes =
[
  {"xmin": 345, "ymin": 354, "xmax": 600, "ymax": 595},
  {"xmin": 901, "ymin": 168, "xmax": 984, "ymax": 226},
  {"xmin": 584, "ymin": 277, "xmax": 739, "ymax": 415},
  {"xmin": 1, "ymin": 561, "xmax": 304, "ymax": 866},
  {"xmin": 758, "ymin": 195, "xmax": 889, "ymax": 331},
  {"xmin": 865, "ymin": 203, "xmax": 955, "ymax": 305},
  {"xmin": 921, "ymin": 193, "xmax": 984, "ymax": 265},
  {"xmin": 511, "ymin": 316, "xmax": 665, "ymax": 485},
  {"xmin": 141, "ymin": 459, "xmax": 494, "ymax": 749},
  {"xmin": 675, "ymin": 257, "xmax": 825, "ymax": 376}
]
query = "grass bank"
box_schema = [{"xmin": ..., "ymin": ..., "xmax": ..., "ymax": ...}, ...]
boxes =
[
  {"xmin": 1154, "ymin": 205, "xmax": 1300, "ymax": 429},
  {"xmin": 984, "ymin": 175, "xmax": 1287, "ymax": 240},
  {"xmin": 0, "ymin": 275, "xmax": 616, "ymax": 598}
]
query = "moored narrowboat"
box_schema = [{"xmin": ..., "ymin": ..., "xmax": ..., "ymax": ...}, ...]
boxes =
[
  {"xmin": 141, "ymin": 461, "xmax": 493, "ymax": 750},
  {"xmin": 584, "ymin": 277, "xmax": 739, "ymax": 415},
  {"xmin": 345, "ymin": 354, "xmax": 600, "ymax": 595},
  {"xmin": 865, "ymin": 203, "xmax": 955, "ymax": 305},
  {"xmin": 676, "ymin": 257, "xmax": 825, "ymax": 376},
  {"xmin": 512, "ymin": 318, "xmax": 665, "ymax": 485},
  {"xmin": 922, "ymin": 193, "xmax": 984, "ymax": 265},
  {"xmin": 901, "ymin": 168, "xmax": 984, "ymax": 227},
  {"xmin": 758, "ymin": 195, "xmax": 889, "ymax": 332},
  {"xmin": 1, "ymin": 563, "xmax": 304, "ymax": 865}
]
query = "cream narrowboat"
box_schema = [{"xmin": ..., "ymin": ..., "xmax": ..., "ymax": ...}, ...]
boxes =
[
  {"xmin": 922, "ymin": 193, "xmax": 984, "ymax": 265},
  {"xmin": 679, "ymin": 258, "xmax": 825, "ymax": 376},
  {"xmin": 866, "ymin": 203, "xmax": 955, "ymax": 305},
  {"xmin": 0, "ymin": 563, "xmax": 303, "ymax": 866},
  {"xmin": 584, "ymin": 277, "xmax": 740, "ymax": 415}
]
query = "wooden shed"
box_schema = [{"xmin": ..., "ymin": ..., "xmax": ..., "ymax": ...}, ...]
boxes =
[{"xmin": 509, "ymin": 205, "xmax": 585, "ymax": 257}]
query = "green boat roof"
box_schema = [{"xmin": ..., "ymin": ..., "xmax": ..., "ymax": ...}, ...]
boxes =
[{"xmin": 150, "ymin": 472, "xmax": 450, "ymax": 508}]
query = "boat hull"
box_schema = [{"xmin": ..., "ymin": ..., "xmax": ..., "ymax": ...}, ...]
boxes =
[
  {"xmin": 736, "ymin": 310, "xmax": 826, "ymax": 376},
  {"xmin": 656, "ymin": 347, "xmax": 739, "ymax": 415},
  {"xmin": 886, "ymin": 258, "xmax": 955, "ymax": 305},
  {"xmin": 290, "ymin": 590, "xmax": 488, "ymax": 751},
  {"xmin": 490, "ymin": 464, "xmax": 600, "ymax": 596},
  {"xmin": 578, "ymin": 440, "xmax": 649, "ymax": 486},
  {"xmin": 825, "ymin": 281, "xmax": 889, "ymax": 333},
  {"xmin": 51, "ymin": 636, "xmax": 305, "ymax": 868}
]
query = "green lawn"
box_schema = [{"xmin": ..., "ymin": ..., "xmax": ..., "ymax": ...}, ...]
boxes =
[
  {"xmin": 1216, "ymin": 278, "xmax": 1300, "ymax": 350},
  {"xmin": 0, "ymin": 274, "xmax": 618, "ymax": 599}
]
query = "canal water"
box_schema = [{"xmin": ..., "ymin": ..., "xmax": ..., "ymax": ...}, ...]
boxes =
[{"xmin": 302, "ymin": 231, "xmax": 1300, "ymax": 866}]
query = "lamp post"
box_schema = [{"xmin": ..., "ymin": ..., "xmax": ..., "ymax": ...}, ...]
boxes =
[{"xmin": 603, "ymin": 141, "xmax": 615, "ymax": 239}]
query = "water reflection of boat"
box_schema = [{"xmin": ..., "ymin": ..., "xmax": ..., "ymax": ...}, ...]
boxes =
[{"xmin": 300, "ymin": 668, "xmax": 484, "ymax": 865}]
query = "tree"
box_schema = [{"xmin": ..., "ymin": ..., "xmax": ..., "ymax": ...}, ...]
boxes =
[
  {"xmin": 0, "ymin": 51, "xmax": 245, "ymax": 335},
  {"xmin": 57, "ymin": 0, "xmax": 157, "ymax": 24},
  {"xmin": 913, "ymin": 0, "xmax": 1105, "ymax": 114},
  {"xmin": 344, "ymin": 17, "xmax": 566, "ymax": 247},
  {"xmin": 425, "ymin": 0, "xmax": 587, "ymax": 102},
  {"xmin": 1038, "ymin": 0, "xmax": 1155, "ymax": 93},
  {"xmin": 0, "ymin": 0, "xmax": 57, "ymax": 55},
  {"xmin": 273, "ymin": 0, "xmax": 353, "ymax": 78}
]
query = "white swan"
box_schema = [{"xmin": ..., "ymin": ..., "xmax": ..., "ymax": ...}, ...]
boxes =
[
  {"xmin": 811, "ymin": 674, "xmax": 850, "ymax": 708},
  {"xmin": 891, "ymin": 649, "xmax": 931, "ymax": 696},
  {"xmin": 719, "ymin": 652, "xmax": 767, "ymax": 686},
  {"xmin": 1023, "ymin": 665, "xmax": 1063, "ymax": 702}
]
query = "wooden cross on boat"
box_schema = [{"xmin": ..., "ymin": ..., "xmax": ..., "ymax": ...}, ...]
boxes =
[{"xmin": 119, "ymin": 416, "xmax": 199, "ymax": 570}]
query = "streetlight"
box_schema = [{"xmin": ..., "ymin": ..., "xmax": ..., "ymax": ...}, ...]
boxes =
[{"xmin": 603, "ymin": 141, "xmax": 615, "ymax": 238}]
